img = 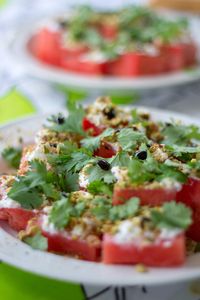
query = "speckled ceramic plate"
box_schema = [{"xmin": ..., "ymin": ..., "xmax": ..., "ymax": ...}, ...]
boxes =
[
  {"xmin": 8, "ymin": 14, "xmax": 200, "ymax": 92},
  {"xmin": 0, "ymin": 107, "xmax": 200, "ymax": 287}
]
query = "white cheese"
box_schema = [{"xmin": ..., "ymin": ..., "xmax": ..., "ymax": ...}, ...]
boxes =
[
  {"xmin": 144, "ymin": 45, "xmax": 159, "ymax": 56},
  {"xmin": 79, "ymin": 170, "xmax": 89, "ymax": 189},
  {"xmin": 81, "ymin": 50, "xmax": 107, "ymax": 63},
  {"xmin": 42, "ymin": 206, "xmax": 52, "ymax": 214},
  {"xmin": 27, "ymin": 145, "xmax": 46, "ymax": 162},
  {"xmin": 111, "ymin": 166, "xmax": 123, "ymax": 181},
  {"xmin": 71, "ymin": 225, "xmax": 84, "ymax": 237},
  {"xmin": 160, "ymin": 178, "xmax": 182, "ymax": 191},
  {"xmin": 41, "ymin": 215, "xmax": 59, "ymax": 234},
  {"xmin": 111, "ymin": 166, "xmax": 127, "ymax": 182},
  {"xmin": 114, "ymin": 220, "xmax": 142, "ymax": 244},
  {"xmin": 87, "ymin": 113, "xmax": 103, "ymax": 127},
  {"xmin": 159, "ymin": 228, "xmax": 182, "ymax": 240},
  {"xmin": 0, "ymin": 196, "xmax": 21, "ymax": 208}
]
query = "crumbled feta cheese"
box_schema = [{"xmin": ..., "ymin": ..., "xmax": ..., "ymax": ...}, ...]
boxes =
[
  {"xmin": 43, "ymin": 206, "xmax": 52, "ymax": 214},
  {"xmin": 71, "ymin": 225, "xmax": 84, "ymax": 237},
  {"xmin": 81, "ymin": 50, "xmax": 107, "ymax": 63},
  {"xmin": 27, "ymin": 145, "xmax": 46, "ymax": 162},
  {"xmin": 79, "ymin": 171, "xmax": 89, "ymax": 189},
  {"xmin": 144, "ymin": 45, "xmax": 159, "ymax": 56},
  {"xmin": 160, "ymin": 178, "xmax": 182, "ymax": 191},
  {"xmin": 111, "ymin": 166, "xmax": 127, "ymax": 182},
  {"xmin": 111, "ymin": 166, "xmax": 122, "ymax": 181},
  {"xmin": 0, "ymin": 196, "xmax": 21, "ymax": 208},
  {"xmin": 114, "ymin": 220, "xmax": 142, "ymax": 244},
  {"xmin": 87, "ymin": 113, "xmax": 103, "ymax": 127},
  {"xmin": 159, "ymin": 228, "xmax": 182, "ymax": 240},
  {"xmin": 41, "ymin": 215, "xmax": 59, "ymax": 234}
]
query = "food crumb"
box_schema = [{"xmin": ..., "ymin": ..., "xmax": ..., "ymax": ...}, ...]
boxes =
[{"xmin": 135, "ymin": 264, "xmax": 148, "ymax": 273}]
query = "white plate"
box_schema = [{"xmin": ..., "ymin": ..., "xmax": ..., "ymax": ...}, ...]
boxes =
[
  {"xmin": 0, "ymin": 107, "xmax": 200, "ymax": 286},
  {"xmin": 8, "ymin": 15, "xmax": 200, "ymax": 92}
]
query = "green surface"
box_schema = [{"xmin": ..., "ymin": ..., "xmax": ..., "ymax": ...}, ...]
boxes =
[
  {"xmin": 0, "ymin": 89, "xmax": 36, "ymax": 124},
  {"xmin": 0, "ymin": 263, "xmax": 83, "ymax": 300},
  {"xmin": 0, "ymin": 0, "xmax": 7, "ymax": 8}
]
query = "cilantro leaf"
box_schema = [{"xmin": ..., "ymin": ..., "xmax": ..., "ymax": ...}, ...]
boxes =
[
  {"xmin": 109, "ymin": 197, "xmax": 140, "ymax": 221},
  {"xmin": 128, "ymin": 155, "xmax": 187, "ymax": 185},
  {"xmin": 8, "ymin": 160, "xmax": 60, "ymax": 209},
  {"xmin": 162, "ymin": 123, "xmax": 200, "ymax": 146},
  {"xmin": 8, "ymin": 182, "xmax": 44, "ymax": 209},
  {"xmin": 117, "ymin": 128, "xmax": 148, "ymax": 151},
  {"xmin": 23, "ymin": 232, "xmax": 48, "ymax": 251},
  {"xmin": 91, "ymin": 197, "xmax": 140, "ymax": 221},
  {"xmin": 47, "ymin": 107, "xmax": 86, "ymax": 136},
  {"xmin": 2, "ymin": 146, "xmax": 22, "ymax": 169},
  {"xmin": 108, "ymin": 151, "xmax": 130, "ymax": 167},
  {"xmin": 151, "ymin": 201, "xmax": 192, "ymax": 230},
  {"xmin": 64, "ymin": 151, "xmax": 93, "ymax": 173},
  {"xmin": 65, "ymin": 173, "xmax": 79, "ymax": 192},
  {"xmin": 87, "ymin": 180, "xmax": 113, "ymax": 196},
  {"xmin": 49, "ymin": 196, "xmax": 86, "ymax": 229},
  {"xmin": 87, "ymin": 164, "xmax": 116, "ymax": 184},
  {"xmin": 166, "ymin": 145, "xmax": 200, "ymax": 156},
  {"xmin": 81, "ymin": 128, "xmax": 114, "ymax": 151},
  {"xmin": 128, "ymin": 158, "xmax": 156, "ymax": 184}
]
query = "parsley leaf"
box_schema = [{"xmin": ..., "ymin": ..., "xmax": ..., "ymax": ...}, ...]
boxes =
[
  {"xmin": 2, "ymin": 146, "xmax": 22, "ymax": 169},
  {"xmin": 117, "ymin": 128, "xmax": 148, "ymax": 151},
  {"xmin": 23, "ymin": 232, "xmax": 48, "ymax": 251},
  {"xmin": 151, "ymin": 201, "xmax": 192, "ymax": 230},
  {"xmin": 81, "ymin": 128, "xmax": 114, "ymax": 151}
]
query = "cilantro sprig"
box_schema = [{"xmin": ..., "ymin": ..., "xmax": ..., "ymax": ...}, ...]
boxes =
[
  {"xmin": 2, "ymin": 146, "xmax": 22, "ymax": 169},
  {"xmin": 91, "ymin": 197, "xmax": 140, "ymax": 221},
  {"xmin": 128, "ymin": 155, "xmax": 187, "ymax": 185},
  {"xmin": 117, "ymin": 128, "xmax": 149, "ymax": 151},
  {"xmin": 46, "ymin": 107, "xmax": 86, "ymax": 136},
  {"xmin": 81, "ymin": 128, "xmax": 114, "ymax": 151},
  {"xmin": 161, "ymin": 123, "xmax": 200, "ymax": 146},
  {"xmin": 23, "ymin": 232, "xmax": 48, "ymax": 251},
  {"xmin": 151, "ymin": 201, "xmax": 192, "ymax": 230},
  {"xmin": 49, "ymin": 196, "xmax": 86, "ymax": 229},
  {"xmin": 8, "ymin": 160, "xmax": 60, "ymax": 209}
]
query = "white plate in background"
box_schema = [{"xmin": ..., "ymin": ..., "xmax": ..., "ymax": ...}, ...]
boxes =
[{"xmin": 8, "ymin": 14, "xmax": 200, "ymax": 92}]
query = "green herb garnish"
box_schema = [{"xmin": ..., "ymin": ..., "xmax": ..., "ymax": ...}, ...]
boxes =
[
  {"xmin": 23, "ymin": 232, "xmax": 48, "ymax": 251},
  {"xmin": 151, "ymin": 201, "xmax": 192, "ymax": 230},
  {"xmin": 2, "ymin": 146, "xmax": 22, "ymax": 169}
]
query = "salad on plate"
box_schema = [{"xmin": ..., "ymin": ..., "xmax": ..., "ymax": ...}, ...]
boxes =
[
  {"xmin": 1, "ymin": 97, "xmax": 200, "ymax": 268},
  {"xmin": 29, "ymin": 5, "xmax": 198, "ymax": 77}
]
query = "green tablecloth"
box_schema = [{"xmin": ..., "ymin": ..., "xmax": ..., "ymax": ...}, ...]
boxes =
[{"xmin": 0, "ymin": 89, "xmax": 84, "ymax": 300}]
